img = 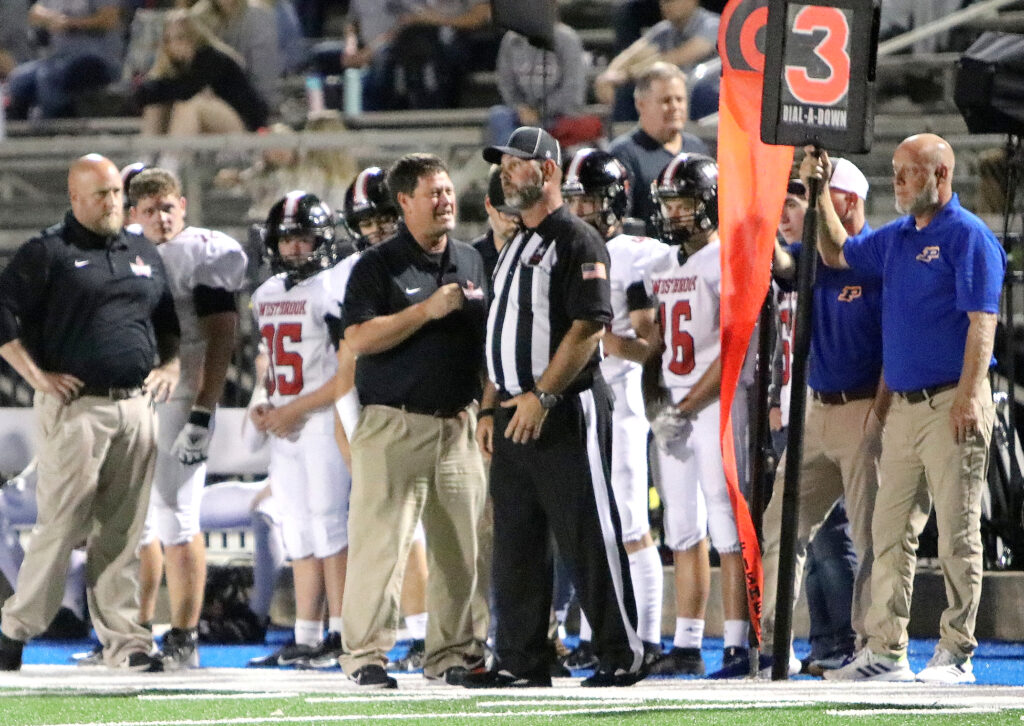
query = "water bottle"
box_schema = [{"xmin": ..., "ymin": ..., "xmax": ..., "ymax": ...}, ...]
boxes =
[
  {"xmin": 344, "ymin": 68, "xmax": 364, "ymax": 116},
  {"xmin": 305, "ymin": 74, "xmax": 325, "ymax": 117}
]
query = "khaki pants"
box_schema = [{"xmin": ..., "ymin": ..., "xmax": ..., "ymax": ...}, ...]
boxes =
[
  {"xmin": 760, "ymin": 395, "xmax": 880, "ymax": 652},
  {"xmin": 865, "ymin": 382, "xmax": 993, "ymax": 658},
  {"xmin": 0, "ymin": 392, "xmax": 156, "ymax": 664},
  {"xmin": 341, "ymin": 405, "xmax": 487, "ymax": 678}
]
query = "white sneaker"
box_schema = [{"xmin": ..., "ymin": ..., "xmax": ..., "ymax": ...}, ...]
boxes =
[
  {"xmin": 916, "ymin": 648, "xmax": 974, "ymax": 684},
  {"xmin": 822, "ymin": 648, "xmax": 915, "ymax": 681}
]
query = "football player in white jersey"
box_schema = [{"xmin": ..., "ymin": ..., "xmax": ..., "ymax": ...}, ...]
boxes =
[
  {"xmin": 561, "ymin": 148, "xmax": 671, "ymax": 669},
  {"xmin": 246, "ymin": 191, "xmax": 351, "ymax": 669},
  {"xmin": 640, "ymin": 153, "xmax": 751, "ymax": 678},
  {"xmin": 127, "ymin": 169, "xmax": 248, "ymax": 669},
  {"xmin": 337, "ymin": 168, "xmax": 431, "ymax": 670}
]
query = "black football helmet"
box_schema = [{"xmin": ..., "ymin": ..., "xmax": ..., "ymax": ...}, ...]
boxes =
[
  {"xmin": 651, "ymin": 153, "xmax": 718, "ymax": 246},
  {"xmin": 562, "ymin": 148, "xmax": 630, "ymax": 238},
  {"xmin": 343, "ymin": 166, "xmax": 399, "ymax": 250},
  {"xmin": 264, "ymin": 191, "xmax": 336, "ymax": 282}
]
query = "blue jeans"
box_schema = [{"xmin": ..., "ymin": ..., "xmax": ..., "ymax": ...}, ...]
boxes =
[
  {"xmin": 804, "ymin": 500, "xmax": 857, "ymax": 660},
  {"xmin": 6, "ymin": 53, "xmax": 114, "ymax": 119}
]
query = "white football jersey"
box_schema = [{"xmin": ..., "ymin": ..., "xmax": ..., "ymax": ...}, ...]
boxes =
[
  {"xmin": 324, "ymin": 251, "xmax": 361, "ymax": 310},
  {"xmin": 156, "ymin": 226, "xmax": 248, "ymax": 395},
  {"xmin": 600, "ymin": 234, "xmax": 673, "ymax": 384},
  {"xmin": 642, "ymin": 238, "xmax": 721, "ymax": 397},
  {"xmin": 251, "ymin": 268, "xmax": 340, "ymax": 434}
]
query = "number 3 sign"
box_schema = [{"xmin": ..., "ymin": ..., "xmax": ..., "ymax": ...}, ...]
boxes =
[{"xmin": 761, "ymin": 0, "xmax": 879, "ymax": 153}]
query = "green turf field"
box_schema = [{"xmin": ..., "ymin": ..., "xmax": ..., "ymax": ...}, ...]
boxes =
[{"xmin": 2, "ymin": 670, "xmax": 1023, "ymax": 726}]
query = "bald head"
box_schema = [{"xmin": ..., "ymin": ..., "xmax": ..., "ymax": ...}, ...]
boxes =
[
  {"xmin": 68, "ymin": 154, "xmax": 124, "ymax": 236},
  {"xmin": 892, "ymin": 133, "xmax": 955, "ymax": 222}
]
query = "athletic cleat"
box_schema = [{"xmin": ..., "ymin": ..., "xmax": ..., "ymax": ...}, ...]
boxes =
[
  {"xmin": 707, "ymin": 646, "xmax": 773, "ymax": 679},
  {"xmin": 647, "ymin": 647, "xmax": 705, "ymax": 676},
  {"xmin": 822, "ymin": 648, "xmax": 915, "ymax": 681},
  {"xmin": 122, "ymin": 650, "xmax": 163, "ymax": 672},
  {"xmin": 916, "ymin": 647, "xmax": 974, "ymax": 684},
  {"xmin": 581, "ymin": 665, "xmax": 645, "ymax": 687},
  {"xmin": 462, "ymin": 668, "xmax": 552, "ymax": 688},
  {"xmin": 247, "ymin": 641, "xmax": 314, "ymax": 668},
  {"xmin": 389, "ymin": 638, "xmax": 425, "ymax": 672},
  {"xmin": 562, "ymin": 640, "xmax": 598, "ymax": 670},
  {"xmin": 307, "ymin": 631, "xmax": 344, "ymax": 669},
  {"xmin": 159, "ymin": 627, "xmax": 199, "ymax": 670},
  {"xmin": 642, "ymin": 641, "xmax": 663, "ymax": 667},
  {"xmin": 350, "ymin": 663, "xmax": 398, "ymax": 688}
]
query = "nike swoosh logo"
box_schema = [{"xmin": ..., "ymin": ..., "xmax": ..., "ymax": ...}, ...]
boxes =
[
  {"xmin": 405, "ymin": 287, "xmax": 421, "ymax": 295},
  {"xmin": 74, "ymin": 260, "xmax": 90, "ymax": 268}
]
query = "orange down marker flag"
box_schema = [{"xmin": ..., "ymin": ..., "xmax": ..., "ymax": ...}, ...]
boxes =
[{"xmin": 717, "ymin": 0, "xmax": 794, "ymax": 643}]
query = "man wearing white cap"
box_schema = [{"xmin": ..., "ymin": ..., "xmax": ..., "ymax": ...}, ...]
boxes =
[{"xmin": 760, "ymin": 156, "xmax": 889, "ymax": 677}]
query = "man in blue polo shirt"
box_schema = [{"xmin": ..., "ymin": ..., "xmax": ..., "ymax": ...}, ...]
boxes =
[
  {"xmin": 805, "ymin": 134, "xmax": 1005, "ymax": 684},
  {"xmin": 759, "ymin": 158, "xmax": 885, "ymax": 679}
]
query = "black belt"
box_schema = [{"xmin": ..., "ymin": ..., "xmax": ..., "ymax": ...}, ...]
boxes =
[
  {"xmin": 78, "ymin": 385, "xmax": 144, "ymax": 400},
  {"xmin": 810, "ymin": 386, "xmax": 877, "ymax": 405},
  {"xmin": 395, "ymin": 403, "xmax": 467, "ymax": 418},
  {"xmin": 896, "ymin": 381, "xmax": 958, "ymax": 404}
]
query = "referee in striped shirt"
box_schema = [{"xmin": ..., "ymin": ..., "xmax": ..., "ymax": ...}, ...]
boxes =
[{"xmin": 464, "ymin": 127, "xmax": 645, "ymax": 688}]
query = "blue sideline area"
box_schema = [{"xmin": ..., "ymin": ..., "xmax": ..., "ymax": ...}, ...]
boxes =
[{"xmin": 19, "ymin": 631, "xmax": 1024, "ymax": 685}]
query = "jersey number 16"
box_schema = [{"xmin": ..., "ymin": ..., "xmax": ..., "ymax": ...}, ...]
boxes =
[{"xmin": 659, "ymin": 300, "xmax": 695, "ymax": 376}]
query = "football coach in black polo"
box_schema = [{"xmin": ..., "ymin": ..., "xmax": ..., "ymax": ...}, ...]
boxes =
[{"xmin": 465, "ymin": 127, "xmax": 645, "ymax": 689}]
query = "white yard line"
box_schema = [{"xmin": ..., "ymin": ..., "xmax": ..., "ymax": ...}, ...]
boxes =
[{"xmin": 828, "ymin": 707, "xmax": 1001, "ymax": 716}]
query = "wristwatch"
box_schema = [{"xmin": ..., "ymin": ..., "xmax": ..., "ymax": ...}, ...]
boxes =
[{"xmin": 534, "ymin": 388, "xmax": 561, "ymax": 410}]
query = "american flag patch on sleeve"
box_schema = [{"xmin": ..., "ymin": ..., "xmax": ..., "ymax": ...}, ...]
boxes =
[{"xmin": 581, "ymin": 262, "xmax": 607, "ymax": 280}]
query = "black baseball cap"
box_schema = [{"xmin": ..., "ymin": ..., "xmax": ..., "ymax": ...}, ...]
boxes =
[
  {"xmin": 787, "ymin": 178, "xmax": 807, "ymax": 198},
  {"xmin": 483, "ymin": 126, "xmax": 561, "ymax": 166}
]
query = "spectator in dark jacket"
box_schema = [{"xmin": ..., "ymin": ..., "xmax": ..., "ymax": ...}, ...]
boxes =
[{"xmin": 137, "ymin": 9, "xmax": 268, "ymax": 135}]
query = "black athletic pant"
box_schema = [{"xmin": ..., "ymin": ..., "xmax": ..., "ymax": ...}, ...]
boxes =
[{"xmin": 489, "ymin": 380, "xmax": 643, "ymax": 675}]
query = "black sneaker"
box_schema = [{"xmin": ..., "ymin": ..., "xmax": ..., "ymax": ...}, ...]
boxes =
[
  {"xmin": 307, "ymin": 631, "xmax": 344, "ymax": 669},
  {"xmin": 427, "ymin": 665, "xmax": 471, "ymax": 686},
  {"xmin": 562, "ymin": 640, "xmax": 598, "ymax": 670},
  {"xmin": 350, "ymin": 663, "xmax": 398, "ymax": 688},
  {"xmin": 123, "ymin": 650, "xmax": 163, "ymax": 672},
  {"xmin": 707, "ymin": 646, "xmax": 757, "ymax": 679},
  {"xmin": 388, "ymin": 638, "xmax": 425, "ymax": 672},
  {"xmin": 462, "ymin": 668, "xmax": 552, "ymax": 688},
  {"xmin": 647, "ymin": 647, "xmax": 705, "ymax": 676},
  {"xmin": 247, "ymin": 641, "xmax": 314, "ymax": 668},
  {"xmin": 159, "ymin": 627, "xmax": 199, "ymax": 670},
  {"xmin": 581, "ymin": 665, "xmax": 646, "ymax": 687},
  {"xmin": 0, "ymin": 632, "xmax": 23, "ymax": 671}
]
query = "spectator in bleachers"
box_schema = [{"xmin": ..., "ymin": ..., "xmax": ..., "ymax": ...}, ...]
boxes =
[
  {"xmin": 394, "ymin": 0, "xmax": 498, "ymax": 108},
  {"xmin": 188, "ymin": 0, "xmax": 282, "ymax": 109},
  {"xmin": 487, "ymin": 21, "xmax": 585, "ymax": 147},
  {"xmin": 608, "ymin": 62, "xmax": 708, "ymax": 237},
  {"xmin": 0, "ymin": 0, "xmax": 31, "ymax": 82},
  {"xmin": 339, "ymin": 0, "xmax": 400, "ymax": 112},
  {"xmin": 595, "ymin": 0, "xmax": 718, "ymax": 122},
  {"xmin": 6, "ymin": 0, "xmax": 124, "ymax": 120},
  {"xmin": 137, "ymin": 10, "xmax": 268, "ymax": 139}
]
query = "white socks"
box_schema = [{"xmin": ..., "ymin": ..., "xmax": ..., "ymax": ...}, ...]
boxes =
[
  {"xmin": 628, "ymin": 545, "xmax": 664, "ymax": 645},
  {"xmin": 723, "ymin": 619, "xmax": 750, "ymax": 650},
  {"xmin": 405, "ymin": 611, "xmax": 428, "ymax": 641},
  {"xmin": 295, "ymin": 618, "xmax": 322, "ymax": 647},
  {"xmin": 328, "ymin": 616, "xmax": 343, "ymax": 636},
  {"xmin": 674, "ymin": 617, "xmax": 704, "ymax": 649}
]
